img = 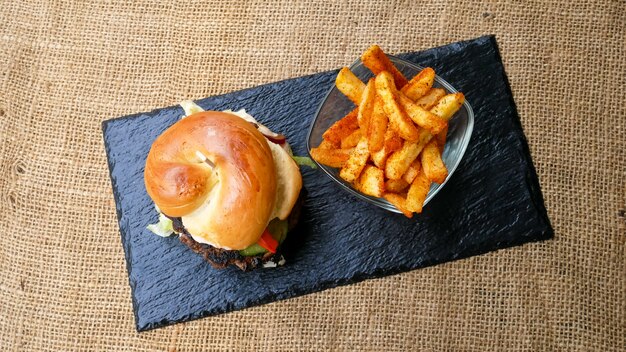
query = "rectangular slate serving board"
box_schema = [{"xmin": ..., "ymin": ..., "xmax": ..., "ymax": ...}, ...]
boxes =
[{"xmin": 102, "ymin": 35, "xmax": 553, "ymax": 332}]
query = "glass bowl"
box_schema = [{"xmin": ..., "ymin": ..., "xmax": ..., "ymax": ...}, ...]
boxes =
[{"xmin": 306, "ymin": 56, "xmax": 474, "ymax": 213}]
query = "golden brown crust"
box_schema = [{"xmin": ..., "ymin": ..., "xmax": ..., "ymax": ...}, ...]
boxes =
[{"xmin": 144, "ymin": 111, "xmax": 277, "ymax": 249}]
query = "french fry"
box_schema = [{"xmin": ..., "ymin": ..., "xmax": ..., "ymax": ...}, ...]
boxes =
[
  {"xmin": 385, "ymin": 178, "xmax": 409, "ymax": 193},
  {"xmin": 415, "ymin": 88, "xmax": 446, "ymax": 110},
  {"xmin": 318, "ymin": 139, "xmax": 334, "ymax": 150},
  {"xmin": 396, "ymin": 124, "xmax": 437, "ymax": 179},
  {"xmin": 336, "ymin": 67, "xmax": 366, "ymax": 105},
  {"xmin": 322, "ymin": 108, "xmax": 359, "ymax": 147},
  {"xmin": 435, "ymin": 125, "xmax": 448, "ymax": 153},
  {"xmin": 402, "ymin": 159, "xmax": 421, "ymax": 184},
  {"xmin": 397, "ymin": 92, "xmax": 447, "ymax": 134},
  {"xmin": 361, "ymin": 45, "xmax": 408, "ymax": 88},
  {"xmin": 371, "ymin": 129, "xmax": 403, "ymax": 168},
  {"xmin": 421, "ymin": 140, "xmax": 448, "ymax": 184},
  {"xmin": 310, "ymin": 147, "xmax": 353, "ymax": 168},
  {"xmin": 367, "ymin": 98, "xmax": 388, "ymax": 153},
  {"xmin": 383, "ymin": 193, "xmax": 413, "ymax": 218},
  {"xmin": 371, "ymin": 149, "xmax": 387, "ymax": 168},
  {"xmin": 357, "ymin": 78, "xmax": 376, "ymax": 132},
  {"xmin": 339, "ymin": 137, "xmax": 369, "ymax": 183},
  {"xmin": 416, "ymin": 127, "xmax": 434, "ymax": 146},
  {"xmin": 375, "ymin": 71, "xmax": 419, "ymax": 141},
  {"xmin": 385, "ymin": 141, "xmax": 421, "ymax": 180},
  {"xmin": 400, "ymin": 67, "xmax": 435, "ymax": 101},
  {"xmin": 355, "ymin": 165, "xmax": 384, "ymax": 197},
  {"xmin": 340, "ymin": 129, "xmax": 362, "ymax": 149},
  {"xmin": 406, "ymin": 171, "xmax": 431, "ymax": 213},
  {"xmin": 431, "ymin": 93, "xmax": 465, "ymax": 121},
  {"xmin": 371, "ymin": 150, "xmax": 386, "ymax": 169},
  {"xmin": 384, "ymin": 132, "xmax": 404, "ymax": 152}
]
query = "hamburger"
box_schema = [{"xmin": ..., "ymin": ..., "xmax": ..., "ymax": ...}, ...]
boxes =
[{"xmin": 144, "ymin": 101, "xmax": 311, "ymax": 270}]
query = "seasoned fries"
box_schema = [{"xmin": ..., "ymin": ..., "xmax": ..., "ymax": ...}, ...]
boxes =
[
  {"xmin": 361, "ymin": 45, "xmax": 408, "ymax": 88},
  {"xmin": 339, "ymin": 138, "xmax": 369, "ymax": 183},
  {"xmin": 383, "ymin": 132, "xmax": 404, "ymax": 151},
  {"xmin": 385, "ymin": 141, "xmax": 421, "ymax": 180},
  {"xmin": 383, "ymin": 193, "xmax": 413, "ymax": 218},
  {"xmin": 415, "ymin": 128, "xmax": 435, "ymax": 154},
  {"xmin": 406, "ymin": 171, "xmax": 431, "ymax": 213},
  {"xmin": 367, "ymin": 98, "xmax": 388, "ymax": 153},
  {"xmin": 340, "ymin": 129, "xmax": 362, "ymax": 149},
  {"xmin": 402, "ymin": 159, "xmax": 421, "ymax": 184},
  {"xmin": 385, "ymin": 178, "xmax": 409, "ymax": 193},
  {"xmin": 375, "ymin": 71, "xmax": 420, "ymax": 141},
  {"xmin": 435, "ymin": 125, "xmax": 448, "ymax": 153},
  {"xmin": 421, "ymin": 140, "xmax": 448, "ymax": 184},
  {"xmin": 310, "ymin": 147, "xmax": 352, "ymax": 168},
  {"xmin": 370, "ymin": 148, "xmax": 387, "ymax": 169},
  {"xmin": 401, "ymin": 67, "xmax": 435, "ymax": 101},
  {"xmin": 318, "ymin": 139, "xmax": 334, "ymax": 150},
  {"xmin": 311, "ymin": 45, "xmax": 466, "ymax": 217},
  {"xmin": 431, "ymin": 93, "xmax": 465, "ymax": 121},
  {"xmin": 355, "ymin": 165, "xmax": 384, "ymax": 197},
  {"xmin": 357, "ymin": 79, "xmax": 377, "ymax": 132},
  {"xmin": 415, "ymin": 88, "xmax": 446, "ymax": 110},
  {"xmin": 336, "ymin": 67, "xmax": 365, "ymax": 105},
  {"xmin": 322, "ymin": 108, "xmax": 359, "ymax": 147}
]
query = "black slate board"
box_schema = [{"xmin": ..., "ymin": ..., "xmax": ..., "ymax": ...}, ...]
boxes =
[{"xmin": 102, "ymin": 36, "xmax": 553, "ymax": 332}]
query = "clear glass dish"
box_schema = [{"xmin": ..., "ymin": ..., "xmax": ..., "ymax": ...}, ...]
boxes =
[{"xmin": 306, "ymin": 55, "xmax": 474, "ymax": 213}]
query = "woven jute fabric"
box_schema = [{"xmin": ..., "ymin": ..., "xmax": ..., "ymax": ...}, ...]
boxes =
[{"xmin": 0, "ymin": 0, "xmax": 624, "ymax": 351}]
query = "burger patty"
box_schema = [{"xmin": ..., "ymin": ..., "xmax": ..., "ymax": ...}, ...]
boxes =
[
  {"xmin": 171, "ymin": 216, "xmax": 283, "ymax": 271},
  {"xmin": 169, "ymin": 193, "xmax": 303, "ymax": 271}
]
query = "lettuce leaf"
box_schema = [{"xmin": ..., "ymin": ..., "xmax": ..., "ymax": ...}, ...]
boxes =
[
  {"xmin": 292, "ymin": 155, "xmax": 317, "ymax": 169},
  {"xmin": 146, "ymin": 213, "xmax": 174, "ymax": 237}
]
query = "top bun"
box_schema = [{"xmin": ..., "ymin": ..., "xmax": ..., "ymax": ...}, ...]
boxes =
[{"xmin": 144, "ymin": 111, "xmax": 277, "ymax": 250}]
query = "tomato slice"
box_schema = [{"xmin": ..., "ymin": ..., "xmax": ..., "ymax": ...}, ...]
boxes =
[{"xmin": 257, "ymin": 229, "xmax": 278, "ymax": 254}]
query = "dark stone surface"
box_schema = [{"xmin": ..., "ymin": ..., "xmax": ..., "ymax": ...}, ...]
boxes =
[{"xmin": 102, "ymin": 35, "xmax": 553, "ymax": 332}]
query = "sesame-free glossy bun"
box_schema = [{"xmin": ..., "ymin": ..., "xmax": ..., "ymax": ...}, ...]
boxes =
[{"xmin": 144, "ymin": 111, "xmax": 277, "ymax": 250}]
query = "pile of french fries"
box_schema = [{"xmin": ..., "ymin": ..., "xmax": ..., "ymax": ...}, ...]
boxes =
[{"xmin": 311, "ymin": 45, "xmax": 465, "ymax": 218}]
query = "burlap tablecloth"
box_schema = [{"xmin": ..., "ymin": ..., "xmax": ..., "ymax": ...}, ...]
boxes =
[{"xmin": 1, "ymin": 1, "xmax": 624, "ymax": 351}]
